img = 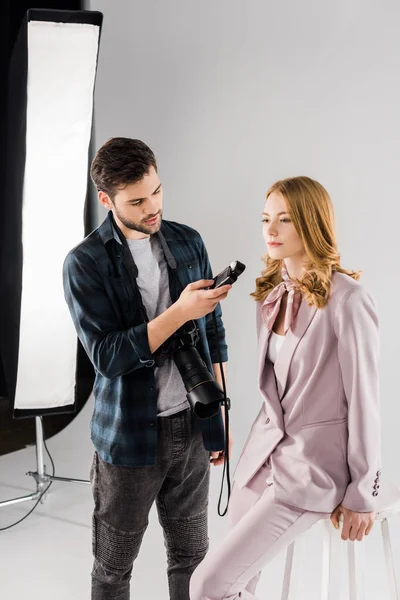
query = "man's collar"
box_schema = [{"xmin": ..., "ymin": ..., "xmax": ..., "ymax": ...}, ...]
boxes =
[
  {"xmin": 98, "ymin": 210, "xmax": 123, "ymax": 245},
  {"xmin": 97, "ymin": 211, "xmax": 180, "ymax": 273}
]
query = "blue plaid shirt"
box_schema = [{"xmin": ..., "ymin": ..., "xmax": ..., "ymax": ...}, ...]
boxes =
[{"xmin": 63, "ymin": 211, "xmax": 228, "ymax": 466}]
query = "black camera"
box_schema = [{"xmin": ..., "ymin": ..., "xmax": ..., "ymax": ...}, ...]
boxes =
[
  {"xmin": 154, "ymin": 321, "xmax": 223, "ymax": 417},
  {"xmin": 154, "ymin": 321, "xmax": 199, "ymax": 366},
  {"xmin": 154, "ymin": 260, "xmax": 246, "ymax": 422}
]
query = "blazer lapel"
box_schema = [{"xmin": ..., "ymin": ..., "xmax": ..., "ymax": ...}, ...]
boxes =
[
  {"xmin": 273, "ymin": 295, "xmax": 318, "ymax": 399},
  {"xmin": 257, "ymin": 317, "xmax": 285, "ymax": 430},
  {"xmin": 257, "ymin": 320, "xmax": 270, "ymax": 378}
]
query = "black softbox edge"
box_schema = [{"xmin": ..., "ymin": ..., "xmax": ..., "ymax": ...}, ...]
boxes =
[{"xmin": 6, "ymin": 8, "xmax": 103, "ymax": 419}]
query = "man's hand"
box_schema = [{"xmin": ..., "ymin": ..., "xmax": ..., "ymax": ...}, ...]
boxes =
[
  {"xmin": 175, "ymin": 280, "xmax": 232, "ymax": 321},
  {"xmin": 210, "ymin": 427, "xmax": 234, "ymax": 466},
  {"xmin": 330, "ymin": 504, "xmax": 375, "ymax": 541},
  {"xmin": 210, "ymin": 363, "xmax": 232, "ymax": 467}
]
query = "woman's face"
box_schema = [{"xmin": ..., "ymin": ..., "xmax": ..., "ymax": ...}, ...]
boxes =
[{"xmin": 262, "ymin": 191, "xmax": 305, "ymax": 261}]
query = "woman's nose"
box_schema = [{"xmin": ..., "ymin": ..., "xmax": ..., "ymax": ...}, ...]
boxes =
[{"xmin": 266, "ymin": 222, "xmax": 278, "ymax": 236}]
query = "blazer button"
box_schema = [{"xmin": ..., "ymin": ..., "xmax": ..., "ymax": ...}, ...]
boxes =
[
  {"xmin": 376, "ymin": 470, "xmax": 381, "ymax": 476},
  {"xmin": 372, "ymin": 491, "xmax": 379, "ymax": 497},
  {"xmin": 373, "ymin": 484, "xmax": 380, "ymax": 490}
]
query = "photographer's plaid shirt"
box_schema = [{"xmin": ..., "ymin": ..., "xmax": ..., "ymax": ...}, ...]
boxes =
[{"xmin": 63, "ymin": 211, "xmax": 228, "ymax": 467}]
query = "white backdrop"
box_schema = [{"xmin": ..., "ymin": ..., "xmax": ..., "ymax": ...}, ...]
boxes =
[{"xmin": 89, "ymin": 0, "xmax": 399, "ymax": 485}]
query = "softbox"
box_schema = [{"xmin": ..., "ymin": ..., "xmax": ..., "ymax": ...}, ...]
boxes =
[{"xmin": 1, "ymin": 9, "xmax": 103, "ymax": 416}]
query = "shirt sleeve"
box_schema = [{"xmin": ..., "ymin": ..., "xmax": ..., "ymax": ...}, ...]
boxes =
[
  {"xmin": 198, "ymin": 237, "xmax": 228, "ymax": 364},
  {"xmin": 334, "ymin": 286, "xmax": 381, "ymax": 512},
  {"xmin": 63, "ymin": 249, "xmax": 155, "ymax": 379}
]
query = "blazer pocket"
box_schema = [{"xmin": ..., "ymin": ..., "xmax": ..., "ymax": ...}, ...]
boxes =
[{"xmin": 300, "ymin": 417, "xmax": 348, "ymax": 430}]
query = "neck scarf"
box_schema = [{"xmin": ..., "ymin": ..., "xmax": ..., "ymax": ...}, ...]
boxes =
[{"xmin": 261, "ymin": 265, "xmax": 302, "ymax": 334}]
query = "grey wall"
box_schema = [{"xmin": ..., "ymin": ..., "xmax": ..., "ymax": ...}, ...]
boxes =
[{"xmin": 87, "ymin": 0, "xmax": 400, "ymax": 595}]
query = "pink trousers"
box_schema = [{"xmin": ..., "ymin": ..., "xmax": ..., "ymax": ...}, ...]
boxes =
[{"xmin": 189, "ymin": 461, "xmax": 328, "ymax": 600}]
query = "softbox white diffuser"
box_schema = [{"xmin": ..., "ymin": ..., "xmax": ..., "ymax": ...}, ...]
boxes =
[{"xmin": 12, "ymin": 11, "xmax": 102, "ymax": 411}]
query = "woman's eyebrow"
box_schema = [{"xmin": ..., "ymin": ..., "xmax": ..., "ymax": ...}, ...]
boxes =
[{"xmin": 262, "ymin": 211, "xmax": 288, "ymax": 216}]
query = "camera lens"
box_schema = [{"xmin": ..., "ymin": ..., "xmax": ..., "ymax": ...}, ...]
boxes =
[{"xmin": 174, "ymin": 347, "xmax": 225, "ymax": 418}]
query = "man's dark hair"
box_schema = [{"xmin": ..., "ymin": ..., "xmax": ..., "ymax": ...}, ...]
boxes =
[{"xmin": 90, "ymin": 137, "xmax": 158, "ymax": 199}]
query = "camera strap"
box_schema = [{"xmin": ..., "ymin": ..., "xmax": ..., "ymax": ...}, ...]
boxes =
[
  {"xmin": 156, "ymin": 229, "xmax": 177, "ymax": 270},
  {"xmin": 108, "ymin": 213, "xmax": 149, "ymax": 325},
  {"xmin": 157, "ymin": 229, "xmax": 231, "ymax": 516}
]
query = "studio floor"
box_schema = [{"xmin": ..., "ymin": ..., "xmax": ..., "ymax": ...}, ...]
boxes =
[{"xmin": 0, "ymin": 397, "xmax": 399, "ymax": 600}]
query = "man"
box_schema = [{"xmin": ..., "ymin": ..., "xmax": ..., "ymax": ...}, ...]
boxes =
[{"xmin": 63, "ymin": 137, "xmax": 232, "ymax": 600}]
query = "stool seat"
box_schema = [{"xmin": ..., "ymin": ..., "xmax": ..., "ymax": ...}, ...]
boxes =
[{"xmin": 281, "ymin": 479, "xmax": 400, "ymax": 600}]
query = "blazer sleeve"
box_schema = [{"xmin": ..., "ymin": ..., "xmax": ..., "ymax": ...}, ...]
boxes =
[{"xmin": 334, "ymin": 286, "xmax": 381, "ymax": 512}]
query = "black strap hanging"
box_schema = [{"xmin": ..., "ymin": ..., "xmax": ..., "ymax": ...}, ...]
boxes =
[{"xmin": 157, "ymin": 229, "xmax": 231, "ymax": 516}]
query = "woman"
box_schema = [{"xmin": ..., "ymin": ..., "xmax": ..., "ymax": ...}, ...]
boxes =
[{"xmin": 190, "ymin": 176, "xmax": 381, "ymax": 600}]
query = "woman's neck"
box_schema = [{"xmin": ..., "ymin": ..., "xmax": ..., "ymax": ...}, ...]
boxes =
[{"xmin": 283, "ymin": 257, "xmax": 307, "ymax": 281}]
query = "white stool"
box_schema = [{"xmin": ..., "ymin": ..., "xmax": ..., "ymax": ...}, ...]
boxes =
[{"xmin": 280, "ymin": 480, "xmax": 400, "ymax": 600}]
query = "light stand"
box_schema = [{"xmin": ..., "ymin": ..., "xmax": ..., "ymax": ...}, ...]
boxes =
[{"xmin": 0, "ymin": 416, "xmax": 89, "ymax": 510}]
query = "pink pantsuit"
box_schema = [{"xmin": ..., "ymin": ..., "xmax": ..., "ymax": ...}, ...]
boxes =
[{"xmin": 190, "ymin": 272, "xmax": 381, "ymax": 600}]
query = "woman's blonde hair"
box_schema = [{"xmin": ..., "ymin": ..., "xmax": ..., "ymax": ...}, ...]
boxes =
[{"xmin": 251, "ymin": 176, "xmax": 360, "ymax": 308}]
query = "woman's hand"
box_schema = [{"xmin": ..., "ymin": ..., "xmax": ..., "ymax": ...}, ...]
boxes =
[{"xmin": 330, "ymin": 504, "xmax": 375, "ymax": 541}]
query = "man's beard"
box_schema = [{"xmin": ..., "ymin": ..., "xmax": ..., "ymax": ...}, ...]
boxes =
[{"xmin": 114, "ymin": 206, "xmax": 163, "ymax": 235}]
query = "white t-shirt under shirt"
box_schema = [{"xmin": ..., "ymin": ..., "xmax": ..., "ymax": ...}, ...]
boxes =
[{"xmin": 127, "ymin": 235, "xmax": 190, "ymax": 417}]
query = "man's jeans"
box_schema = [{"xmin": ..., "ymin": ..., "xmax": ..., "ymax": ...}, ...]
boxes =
[{"xmin": 90, "ymin": 408, "xmax": 210, "ymax": 600}]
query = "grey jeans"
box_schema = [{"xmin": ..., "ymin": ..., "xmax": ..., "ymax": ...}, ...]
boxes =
[{"xmin": 90, "ymin": 408, "xmax": 210, "ymax": 600}]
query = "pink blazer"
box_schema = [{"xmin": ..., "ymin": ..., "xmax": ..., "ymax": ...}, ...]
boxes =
[{"xmin": 233, "ymin": 272, "xmax": 381, "ymax": 513}]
